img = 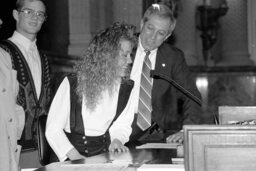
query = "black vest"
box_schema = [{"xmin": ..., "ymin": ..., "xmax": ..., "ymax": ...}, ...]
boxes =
[
  {"xmin": 66, "ymin": 74, "xmax": 134, "ymax": 156},
  {"xmin": 0, "ymin": 40, "xmax": 51, "ymax": 145}
]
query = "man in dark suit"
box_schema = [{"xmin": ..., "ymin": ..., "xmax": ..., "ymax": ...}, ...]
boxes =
[{"xmin": 129, "ymin": 3, "xmax": 205, "ymax": 143}]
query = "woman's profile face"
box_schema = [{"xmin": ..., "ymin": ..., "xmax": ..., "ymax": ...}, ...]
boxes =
[{"xmin": 118, "ymin": 39, "xmax": 133, "ymax": 77}]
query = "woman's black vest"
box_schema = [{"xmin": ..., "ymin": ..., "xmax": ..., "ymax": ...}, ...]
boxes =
[{"xmin": 66, "ymin": 74, "xmax": 134, "ymax": 157}]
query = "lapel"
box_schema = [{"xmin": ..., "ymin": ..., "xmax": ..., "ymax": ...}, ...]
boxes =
[
  {"xmin": 152, "ymin": 44, "xmax": 173, "ymax": 99},
  {"xmin": 154, "ymin": 45, "xmax": 171, "ymax": 74}
]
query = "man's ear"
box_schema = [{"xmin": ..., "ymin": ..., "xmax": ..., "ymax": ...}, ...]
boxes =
[
  {"xmin": 140, "ymin": 20, "xmax": 144, "ymax": 31},
  {"xmin": 13, "ymin": 9, "xmax": 19, "ymax": 22},
  {"xmin": 164, "ymin": 33, "xmax": 172, "ymax": 41},
  {"xmin": 164, "ymin": 21, "xmax": 177, "ymax": 41},
  {"xmin": 170, "ymin": 20, "xmax": 176, "ymax": 32}
]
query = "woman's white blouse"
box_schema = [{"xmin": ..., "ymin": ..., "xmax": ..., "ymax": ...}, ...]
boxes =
[{"xmin": 46, "ymin": 77, "xmax": 135, "ymax": 161}]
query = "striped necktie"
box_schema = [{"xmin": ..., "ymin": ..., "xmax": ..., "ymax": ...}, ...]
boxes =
[{"xmin": 137, "ymin": 50, "xmax": 152, "ymax": 131}]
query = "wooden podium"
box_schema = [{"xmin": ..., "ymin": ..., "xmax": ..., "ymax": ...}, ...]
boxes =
[
  {"xmin": 184, "ymin": 125, "xmax": 256, "ymax": 171},
  {"xmin": 218, "ymin": 106, "xmax": 256, "ymax": 124}
]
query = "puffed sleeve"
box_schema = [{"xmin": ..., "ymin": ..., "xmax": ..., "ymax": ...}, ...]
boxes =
[
  {"xmin": 45, "ymin": 77, "xmax": 74, "ymax": 161},
  {"xmin": 109, "ymin": 87, "xmax": 136, "ymax": 144}
]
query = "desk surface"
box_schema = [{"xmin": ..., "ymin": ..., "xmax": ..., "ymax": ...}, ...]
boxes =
[{"xmin": 35, "ymin": 145, "xmax": 180, "ymax": 171}]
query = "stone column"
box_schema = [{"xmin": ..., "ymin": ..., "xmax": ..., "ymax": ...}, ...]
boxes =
[
  {"xmin": 90, "ymin": 0, "xmax": 114, "ymax": 35},
  {"xmin": 67, "ymin": 0, "xmax": 91, "ymax": 56},
  {"xmin": 112, "ymin": 0, "xmax": 142, "ymax": 31},
  {"xmin": 220, "ymin": 0, "xmax": 251, "ymax": 65},
  {"xmin": 175, "ymin": 0, "xmax": 202, "ymax": 66},
  {"xmin": 248, "ymin": 0, "xmax": 256, "ymax": 64}
]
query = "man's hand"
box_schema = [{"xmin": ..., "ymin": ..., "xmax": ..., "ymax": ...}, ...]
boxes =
[
  {"xmin": 166, "ymin": 131, "xmax": 184, "ymax": 144},
  {"xmin": 109, "ymin": 139, "xmax": 129, "ymax": 153}
]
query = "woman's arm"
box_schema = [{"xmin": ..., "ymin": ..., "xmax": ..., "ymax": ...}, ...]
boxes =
[
  {"xmin": 45, "ymin": 77, "xmax": 76, "ymax": 161},
  {"xmin": 109, "ymin": 87, "xmax": 136, "ymax": 145}
]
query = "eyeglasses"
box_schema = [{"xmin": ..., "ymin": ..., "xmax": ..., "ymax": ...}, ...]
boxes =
[{"xmin": 18, "ymin": 9, "xmax": 47, "ymax": 21}]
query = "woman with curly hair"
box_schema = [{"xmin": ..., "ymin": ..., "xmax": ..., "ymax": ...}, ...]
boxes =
[{"xmin": 46, "ymin": 22, "xmax": 137, "ymax": 161}]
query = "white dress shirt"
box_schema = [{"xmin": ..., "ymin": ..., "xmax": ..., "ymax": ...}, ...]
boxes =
[
  {"xmin": 46, "ymin": 77, "xmax": 135, "ymax": 161},
  {"xmin": 9, "ymin": 31, "xmax": 42, "ymax": 98},
  {"xmin": 130, "ymin": 38, "xmax": 157, "ymax": 113}
]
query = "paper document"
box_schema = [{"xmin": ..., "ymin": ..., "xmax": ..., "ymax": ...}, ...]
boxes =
[
  {"xmin": 136, "ymin": 143, "xmax": 182, "ymax": 149},
  {"xmin": 138, "ymin": 164, "xmax": 185, "ymax": 171},
  {"xmin": 61, "ymin": 163, "xmax": 128, "ymax": 171},
  {"xmin": 171, "ymin": 158, "xmax": 184, "ymax": 164}
]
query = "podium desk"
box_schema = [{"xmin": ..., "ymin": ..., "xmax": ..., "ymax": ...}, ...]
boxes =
[{"xmin": 34, "ymin": 144, "xmax": 180, "ymax": 171}]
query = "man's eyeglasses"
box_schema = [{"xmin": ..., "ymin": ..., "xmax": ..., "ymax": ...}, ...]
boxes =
[{"xmin": 18, "ymin": 9, "xmax": 47, "ymax": 21}]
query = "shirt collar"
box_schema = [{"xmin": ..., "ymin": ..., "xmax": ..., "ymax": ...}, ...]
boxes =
[{"xmin": 11, "ymin": 31, "xmax": 37, "ymax": 51}]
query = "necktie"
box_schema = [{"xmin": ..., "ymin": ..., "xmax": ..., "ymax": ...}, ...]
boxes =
[{"xmin": 137, "ymin": 50, "xmax": 152, "ymax": 131}]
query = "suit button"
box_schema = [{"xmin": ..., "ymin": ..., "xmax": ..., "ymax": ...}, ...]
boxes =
[
  {"xmin": 82, "ymin": 136, "xmax": 86, "ymax": 140},
  {"xmin": 85, "ymin": 149, "xmax": 88, "ymax": 153},
  {"xmin": 15, "ymin": 149, "xmax": 18, "ymax": 152},
  {"xmin": 9, "ymin": 118, "xmax": 13, "ymax": 122},
  {"xmin": 2, "ymin": 88, "xmax": 6, "ymax": 92},
  {"xmin": 84, "ymin": 141, "xmax": 87, "ymax": 144}
]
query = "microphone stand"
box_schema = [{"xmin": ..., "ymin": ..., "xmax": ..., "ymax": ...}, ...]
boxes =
[{"xmin": 151, "ymin": 70, "xmax": 219, "ymax": 124}]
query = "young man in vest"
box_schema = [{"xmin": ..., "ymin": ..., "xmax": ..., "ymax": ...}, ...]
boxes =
[
  {"xmin": 0, "ymin": 17, "xmax": 25, "ymax": 171},
  {"xmin": 0, "ymin": 0, "xmax": 51, "ymax": 147}
]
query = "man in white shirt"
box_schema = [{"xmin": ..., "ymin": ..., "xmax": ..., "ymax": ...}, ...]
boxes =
[
  {"xmin": 0, "ymin": 0, "xmax": 52, "ymax": 148},
  {"xmin": 129, "ymin": 3, "xmax": 204, "ymax": 143}
]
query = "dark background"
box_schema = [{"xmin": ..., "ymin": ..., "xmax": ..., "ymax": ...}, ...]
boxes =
[{"xmin": 0, "ymin": 0, "xmax": 16, "ymax": 40}]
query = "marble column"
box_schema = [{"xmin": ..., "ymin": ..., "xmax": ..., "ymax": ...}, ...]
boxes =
[
  {"xmin": 112, "ymin": 0, "xmax": 142, "ymax": 31},
  {"xmin": 90, "ymin": 0, "xmax": 113, "ymax": 35},
  {"xmin": 67, "ymin": 0, "xmax": 141, "ymax": 56},
  {"xmin": 220, "ymin": 0, "xmax": 251, "ymax": 65},
  {"xmin": 67, "ymin": 0, "xmax": 91, "ymax": 56},
  {"xmin": 248, "ymin": 0, "xmax": 256, "ymax": 64},
  {"xmin": 175, "ymin": 0, "xmax": 202, "ymax": 66}
]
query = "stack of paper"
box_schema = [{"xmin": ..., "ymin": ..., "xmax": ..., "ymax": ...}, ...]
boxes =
[
  {"xmin": 138, "ymin": 164, "xmax": 185, "ymax": 171},
  {"xmin": 136, "ymin": 143, "xmax": 181, "ymax": 149},
  {"xmin": 61, "ymin": 163, "xmax": 128, "ymax": 171},
  {"xmin": 171, "ymin": 158, "xmax": 184, "ymax": 164}
]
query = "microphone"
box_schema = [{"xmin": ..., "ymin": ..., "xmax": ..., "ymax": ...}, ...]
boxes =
[{"xmin": 150, "ymin": 70, "xmax": 219, "ymax": 124}]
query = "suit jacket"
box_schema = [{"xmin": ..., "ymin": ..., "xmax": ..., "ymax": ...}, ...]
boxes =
[
  {"xmin": 151, "ymin": 43, "xmax": 203, "ymax": 131},
  {"xmin": 0, "ymin": 48, "xmax": 25, "ymax": 171},
  {"xmin": 131, "ymin": 43, "xmax": 204, "ymax": 138}
]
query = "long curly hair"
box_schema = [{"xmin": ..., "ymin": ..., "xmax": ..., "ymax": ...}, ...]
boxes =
[{"xmin": 74, "ymin": 22, "xmax": 137, "ymax": 111}]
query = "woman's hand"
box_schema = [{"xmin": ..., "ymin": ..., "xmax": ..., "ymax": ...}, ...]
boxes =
[
  {"xmin": 108, "ymin": 139, "xmax": 129, "ymax": 152},
  {"xmin": 67, "ymin": 148, "xmax": 85, "ymax": 160}
]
